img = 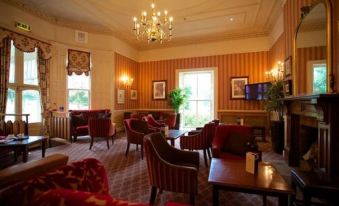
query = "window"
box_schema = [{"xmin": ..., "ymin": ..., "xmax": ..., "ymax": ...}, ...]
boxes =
[
  {"xmin": 67, "ymin": 73, "xmax": 90, "ymax": 110},
  {"xmin": 5, "ymin": 41, "xmax": 41, "ymax": 123},
  {"xmin": 307, "ymin": 60, "xmax": 327, "ymax": 94},
  {"xmin": 178, "ymin": 69, "xmax": 215, "ymax": 129}
]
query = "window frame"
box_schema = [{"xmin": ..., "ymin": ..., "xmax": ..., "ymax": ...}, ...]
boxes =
[{"xmin": 66, "ymin": 73, "xmax": 91, "ymax": 110}]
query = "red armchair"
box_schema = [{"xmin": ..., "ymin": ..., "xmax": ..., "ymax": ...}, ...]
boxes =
[
  {"xmin": 144, "ymin": 132, "xmax": 199, "ymax": 205},
  {"xmin": 212, "ymin": 125, "xmax": 257, "ymax": 160},
  {"xmin": 180, "ymin": 122, "xmax": 217, "ymax": 167},
  {"xmin": 88, "ymin": 118, "xmax": 116, "ymax": 150},
  {"xmin": 143, "ymin": 114, "xmax": 164, "ymax": 128},
  {"xmin": 124, "ymin": 118, "xmax": 153, "ymax": 159},
  {"xmin": 0, "ymin": 158, "xmax": 146, "ymax": 206}
]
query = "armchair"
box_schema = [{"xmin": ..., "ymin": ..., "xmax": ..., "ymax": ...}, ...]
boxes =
[
  {"xmin": 143, "ymin": 114, "xmax": 164, "ymax": 128},
  {"xmin": 124, "ymin": 118, "xmax": 152, "ymax": 159},
  {"xmin": 88, "ymin": 118, "xmax": 116, "ymax": 150},
  {"xmin": 212, "ymin": 125, "xmax": 258, "ymax": 160},
  {"xmin": 180, "ymin": 122, "xmax": 217, "ymax": 167},
  {"xmin": 144, "ymin": 132, "xmax": 199, "ymax": 205}
]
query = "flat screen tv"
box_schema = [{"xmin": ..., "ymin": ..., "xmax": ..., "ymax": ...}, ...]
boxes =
[{"xmin": 245, "ymin": 82, "xmax": 271, "ymax": 100}]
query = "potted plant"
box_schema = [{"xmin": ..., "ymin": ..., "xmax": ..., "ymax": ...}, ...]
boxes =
[
  {"xmin": 264, "ymin": 80, "xmax": 284, "ymax": 153},
  {"xmin": 168, "ymin": 87, "xmax": 191, "ymax": 129}
]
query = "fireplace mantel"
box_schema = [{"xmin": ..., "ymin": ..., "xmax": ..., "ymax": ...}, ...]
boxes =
[{"xmin": 283, "ymin": 93, "xmax": 339, "ymax": 176}]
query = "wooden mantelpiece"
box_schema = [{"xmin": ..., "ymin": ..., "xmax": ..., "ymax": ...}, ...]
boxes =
[{"xmin": 283, "ymin": 93, "xmax": 339, "ymax": 176}]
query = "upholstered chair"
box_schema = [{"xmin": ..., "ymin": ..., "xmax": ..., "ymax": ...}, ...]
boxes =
[
  {"xmin": 88, "ymin": 118, "xmax": 116, "ymax": 150},
  {"xmin": 143, "ymin": 114, "xmax": 164, "ymax": 128},
  {"xmin": 180, "ymin": 122, "xmax": 217, "ymax": 167},
  {"xmin": 124, "ymin": 118, "xmax": 152, "ymax": 159},
  {"xmin": 212, "ymin": 125, "xmax": 259, "ymax": 160},
  {"xmin": 144, "ymin": 132, "xmax": 199, "ymax": 205}
]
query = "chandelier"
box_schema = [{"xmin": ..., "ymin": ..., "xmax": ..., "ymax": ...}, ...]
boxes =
[{"xmin": 133, "ymin": 0, "xmax": 173, "ymax": 44}]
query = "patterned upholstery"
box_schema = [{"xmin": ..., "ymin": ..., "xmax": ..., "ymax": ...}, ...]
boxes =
[
  {"xmin": 0, "ymin": 158, "xmax": 109, "ymax": 206},
  {"xmin": 88, "ymin": 118, "xmax": 116, "ymax": 150},
  {"xmin": 123, "ymin": 118, "xmax": 151, "ymax": 159},
  {"xmin": 212, "ymin": 125, "xmax": 255, "ymax": 159},
  {"xmin": 144, "ymin": 133, "xmax": 199, "ymax": 205},
  {"xmin": 180, "ymin": 122, "xmax": 217, "ymax": 167}
]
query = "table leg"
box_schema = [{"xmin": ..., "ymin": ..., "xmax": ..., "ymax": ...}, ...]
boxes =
[
  {"xmin": 278, "ymin": 194, "xmax": 288, "ymax": 206},
  {"xmin": 263, "ymin": 195, "xmax": 267, "ymax": 206},
  {"xmin": 213, "ymin": 185, "xmax": 219, "ymax": 206},
  {"xmin": 42, "ymin": 139, "xmax": 46, "ymax": 158},
  {"xmin": 22, "ymin": 146, "xmax": 29, "ymax": 162}
]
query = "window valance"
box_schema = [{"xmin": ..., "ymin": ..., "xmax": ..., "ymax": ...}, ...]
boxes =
[
  {"xmin": 67, "ymin": 49, "xmax": 91, "ymax": 76},
  {"xmin": 0, "ymin": 28, "xmax": 52, "ymax": 60}
]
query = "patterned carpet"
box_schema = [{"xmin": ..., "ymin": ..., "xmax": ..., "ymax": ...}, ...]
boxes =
[{"xmin": 1, "ymin": 133, "xmax": 287, "ymax": 206}]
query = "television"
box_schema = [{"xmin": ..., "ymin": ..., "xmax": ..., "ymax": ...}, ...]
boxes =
[{"xmin": 245, "ymin": 82, "xmax": 271, "ymax": 100}]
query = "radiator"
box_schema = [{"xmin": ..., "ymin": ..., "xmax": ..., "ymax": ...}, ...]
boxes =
[{"xmin": 49, "ymin": 112, "xmax": 70, "ymax": 141}]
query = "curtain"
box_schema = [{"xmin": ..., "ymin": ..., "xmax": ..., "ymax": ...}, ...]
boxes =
[
  {"xmin": 67, "ymin": 49, "xmax": 90, "ymax": 76},
  {"xmin": 38, "ymin": 50, "xmax": 50, "ymax": 135},
  {"xmin": 0, "ymin": 37, "xmax": 11, "ymax": 118}
]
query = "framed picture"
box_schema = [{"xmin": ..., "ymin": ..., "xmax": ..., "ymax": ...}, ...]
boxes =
[
  {"xmin": 152, "ymin": 80, "xmax": 167, "ymax": 100},
  {"xmin": 117, "ymin": 89, "xmax": 125, "ymax": 104},
  {"xmin": 130, "ymin": 90, "xmax": 137, "ymax": 100},
  {"xmin": 230, "ymin": 76, "xmax": 248, "ymax": 99},
  {"xmin": 284, "ymin": 56, "xmax": 292, "ymax": 78},
  {"xmin": 284, "ymin": 80, "xmax": 292, "ymax": 96}
]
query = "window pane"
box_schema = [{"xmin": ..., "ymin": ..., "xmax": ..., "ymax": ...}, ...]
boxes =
[
  {"xmin": 182, "ymin": 73, "xmax": 197, "ymax": 100},
  {"xmin": 22, "ymin": 90, "xmax": 41, "ymax": 123},
  {"xmin": 9, "ymin": 41, "xmax": 15, "ymax": 83},
  {"xmin": 68, "ymin": 74, "xmax": 90, "ymax": 89},
  {"xmin": 24, "ymin": 50, "xmax": 38, "ymax": 85},
  {"xmin": 183, "ymin": 101, "xmax": 197, "ymax": 127},
  {"xmin": 68, "ymin": 90, "xmax": 89, "ymax": 110},
  {"xmin": 197, "ymin": 101, "xmax": 212, "ymax": 123},
  {"xmin": 313, "ymin": 64, "xmax": 326, "ymax": 94},
  {"xmin": 197, "ymin": 72, "xmax": 212, "ymax": 100},
  {"xmin": 5, "ymin": 89, "xmax": 16, "ymax": 122}
]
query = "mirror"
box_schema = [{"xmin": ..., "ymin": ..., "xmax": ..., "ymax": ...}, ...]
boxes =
[{"xmin": 293, "ymin": 0, "xmax": 333, "ymax": 95}]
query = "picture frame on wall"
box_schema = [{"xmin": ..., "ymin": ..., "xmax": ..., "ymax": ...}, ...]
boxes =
[
  {"xmin": 152, "ymin": 80, "xmax": 167, "ymax": 100},
  {"xmin": 117, "ymin": 89, "xmax": 125, "ymax": 104},
  {"xmin": 284, "ymin": 56, "xmax": 292, "ymax": 78},
  {"xmin": 130, "ymin": 90, "xmax": 137, "ymax": 100},
  {"xmin": 284, "ymin": 80, "xmax": 292, "ymax": 96},
  {"xmin": 230, "ymin": 76, "xmax": 248, "ymax": 99}
]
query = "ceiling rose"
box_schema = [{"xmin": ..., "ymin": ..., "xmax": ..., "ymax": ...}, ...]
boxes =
[{"xmin": 133, "ymin": 0, "xmax": 173, "ymax": 44}]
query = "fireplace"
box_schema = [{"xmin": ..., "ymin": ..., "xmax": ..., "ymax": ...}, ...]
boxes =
[{"xmin": 283, "ymin": 94, "xmax": 339, "ymax": 176}]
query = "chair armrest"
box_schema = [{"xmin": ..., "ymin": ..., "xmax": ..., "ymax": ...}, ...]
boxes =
[
  {"xmin": 211, "ymin": 133, "xmax": 224, "ymax": 158},
  {"xmin": 167, "ymin": 147, "xmax": 200, "ymax": 169},
  {"xmin": 180, "ymin": 132, "xmax": 203, "ymax": 150}
]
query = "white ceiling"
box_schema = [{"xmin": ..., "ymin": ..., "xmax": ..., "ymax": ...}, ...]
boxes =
[{"xmin": 3, "ymin": 0, "xmax": 283, "ymax": 50}]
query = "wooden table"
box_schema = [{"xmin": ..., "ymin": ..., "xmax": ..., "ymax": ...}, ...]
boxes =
[
  {"xmin": 0, "ymin": 136, "xmax": 47, "ymax": 162},
  {"xmin": 208, "ymin": 158, "xmax": 294, "ymax": 206},
  {"xmin": 164, "ymin": 129, "xmax": 186, "ymax": 146}
]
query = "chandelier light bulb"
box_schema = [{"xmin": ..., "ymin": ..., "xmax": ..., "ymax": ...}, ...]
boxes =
[
  {"xmin": 143, "ymin": 11, "xmax": 147, "ymax": 16},
  {"xmin": 157, "ymin": 11, "xmax": 161, "ymax": 16},
  {"xmin": 133, "ymin": 17, "xmax": 137, "ymax": 22},
  {"xmin": 151, "ymin": 3, "xmax": 155, "ymax": 9},
  {"xmin": 164, "ymin": 10, "xmax": 168, "ymax": 15},
  {"xmin": 169, "ymin": 16, "xmax": 173, "ymax": 22}
]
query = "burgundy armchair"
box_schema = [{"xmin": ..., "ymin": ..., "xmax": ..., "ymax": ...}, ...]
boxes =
[
  {"xmin": 180, "ymin": 122, "xmax": 217, "ymax": 167},
  {"xmin": 143, "ymin": 115, "xmax": 164, "ymax": 128},
  {"xmin": 212, "ymin": 125, "xmax": 258, "ymax": 160},
  {"xmin": 144, "ymin": 132, "xmax": 199, "ymax": 205},
  {"xmin": 124, "ymin": 118, "xmax": 153, "ymax": 159},
  {"xmin": 88, "ymin": 118, "xmax": 116, "ymax": 150}
]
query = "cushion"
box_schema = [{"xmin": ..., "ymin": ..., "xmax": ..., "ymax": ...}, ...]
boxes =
[
  {"xmin": 97, "ymin": 112, "xmax": 112, "ymax": 119},
  {"xmin": 222, "ymin": 133, "xmax": 254, "ymax": 156},
  {"xmin": 71, "ymin": 114, "xmax": 86, "ymax": 127},
  {"xmin": 130, "ymin": 120, "xmax": 148, "ymax": 134}
]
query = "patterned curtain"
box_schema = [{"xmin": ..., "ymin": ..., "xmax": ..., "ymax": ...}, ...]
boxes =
[
  {"xmin": 0, "ymin": 37, "xmax": 11, "ymax": 118},
  {"xmin": 67, "ymin": 49, "xmax": 90, "ymax": 76},
  {"xmin": 38, "ymin": 50, "xmax": 50, "ymax": 135}
]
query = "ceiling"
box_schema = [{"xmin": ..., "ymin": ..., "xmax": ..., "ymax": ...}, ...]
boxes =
[{"xmin": 2, "ymin": 0, "xmax": 283, "ymax": 50}]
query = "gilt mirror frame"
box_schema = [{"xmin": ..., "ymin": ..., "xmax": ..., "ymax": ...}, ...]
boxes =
[{"xmin": 292, "ymin": 0, "xmax": 333, "ymax": 95}]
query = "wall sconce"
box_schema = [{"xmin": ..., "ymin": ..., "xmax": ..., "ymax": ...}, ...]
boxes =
[
  {"xmin": 120, "ymin": 74, "xmax": 134, "ymax": 86},
  {"xmin": 265, "ymin": 61, "xmax": 284, "ymax": 81}
]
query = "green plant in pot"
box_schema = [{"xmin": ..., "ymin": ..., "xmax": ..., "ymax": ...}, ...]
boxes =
[
  {"xmin": 264, "ymin": 80, "xmax": 284, "ymax": 154},
  {"xmin": 169, "ymin": 87, "xmax": 191, "ymax": 129}
]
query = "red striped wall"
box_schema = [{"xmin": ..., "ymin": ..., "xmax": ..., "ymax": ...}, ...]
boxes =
[
  {"xmin": 138, "ymin": 52, "xmax": 269, "ymax": 111},
  {"xmin": 115, "ymin": 53, "xmax": 139, "ymax": 110},
  {"xmin": 269, "ymin": 33, "xmax": 285, "ymax": 70}
]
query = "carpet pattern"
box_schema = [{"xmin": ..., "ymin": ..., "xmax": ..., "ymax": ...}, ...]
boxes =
[{"xmin": 2, "ymin": 134, "xmax": 286, "ymax": 206}]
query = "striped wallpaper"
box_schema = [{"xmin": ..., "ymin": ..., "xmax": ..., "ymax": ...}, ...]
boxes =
[
  {"xmin": 138, "ymin": 52, "xmax": 269, "ymax": 111},
  {"xmin": 269, "ymin": 33, "xmax": 285, "ymax": 69},
  {"xmin": 114, "ymin": 53, "xmax": 139, "ymax": 110}
]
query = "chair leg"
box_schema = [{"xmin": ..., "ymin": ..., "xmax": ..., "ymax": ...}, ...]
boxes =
[
  {"xmin": 111, "ymin": 134, "xmax": 115, "ymax": 145},
  {"xmin": 125, "ymin": 143, "xmax": 130, "ymax": 157},
  {"xmin": 207, "ymin": 147, "xmax": 212, "ymax": 160},
  {"xmin": 106, "ymin": 137, "xmax": 110, "ymax": 149},
  {"xmin": 149, "ymin": 186, "xmax": 157, "ymax": 205},
  {"xmin": 141, "ymin": 144, "xmax": 144, "ymax": 160},
  {"xmin": 190, "ymin": 193, "xmax": 195, "ymax": 205},
  {"xmin": 89, "ymin": 137, "xmax": 94, "ymax": 150},
  {"xmin": 203, "ymin": 149, "xmax": 208, "ymax": 167}
]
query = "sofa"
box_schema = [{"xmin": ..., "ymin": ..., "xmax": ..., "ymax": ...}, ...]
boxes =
[
  {"xmin": 69, "ymin": 109, "xmax": 112, "ymax": 142},
  {"xmin": 0, "ymin": 154, "xmax": 146, "ymax": 206}
]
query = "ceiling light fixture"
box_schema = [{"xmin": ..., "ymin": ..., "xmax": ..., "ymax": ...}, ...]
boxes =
[{"xmin": 133, "ymin": 0, "xmax": 173, "ymax": 44}]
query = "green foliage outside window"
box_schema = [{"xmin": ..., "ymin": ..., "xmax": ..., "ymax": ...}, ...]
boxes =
[{"xmin": 69, "ymin": 91, "xmax": 89, "ymax": 109}]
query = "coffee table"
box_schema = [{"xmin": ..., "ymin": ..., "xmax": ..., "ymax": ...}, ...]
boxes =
[
  {"xmin": 208, "ymin": 158, "xmax": 294, "ymax": 206},
  {"xmin": 0, "ymin": 136, "xmax": 47, "ymax": 162},
  {"xmin": 164, "ymin": 129, "xmax": 186, "ymax": 146}
]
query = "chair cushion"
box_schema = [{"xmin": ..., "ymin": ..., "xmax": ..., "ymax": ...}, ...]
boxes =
[
  {"xmin": 222, "ymin": 133, "xmax": 253, "ymax": 156},
  {"xmin": 72, "ymin": 114, "xmax": 87, "ymax": 127},
  {"xmin": 75, "ymin": 125, "xmax": 89, "ymax": 135},
  {"xmin": 130, "ymin": 120, "xmax": 148, "ymax": 134},
  {"xmin": 97, "ymin": 112, "xmax": 112, "ymax": 119}
]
